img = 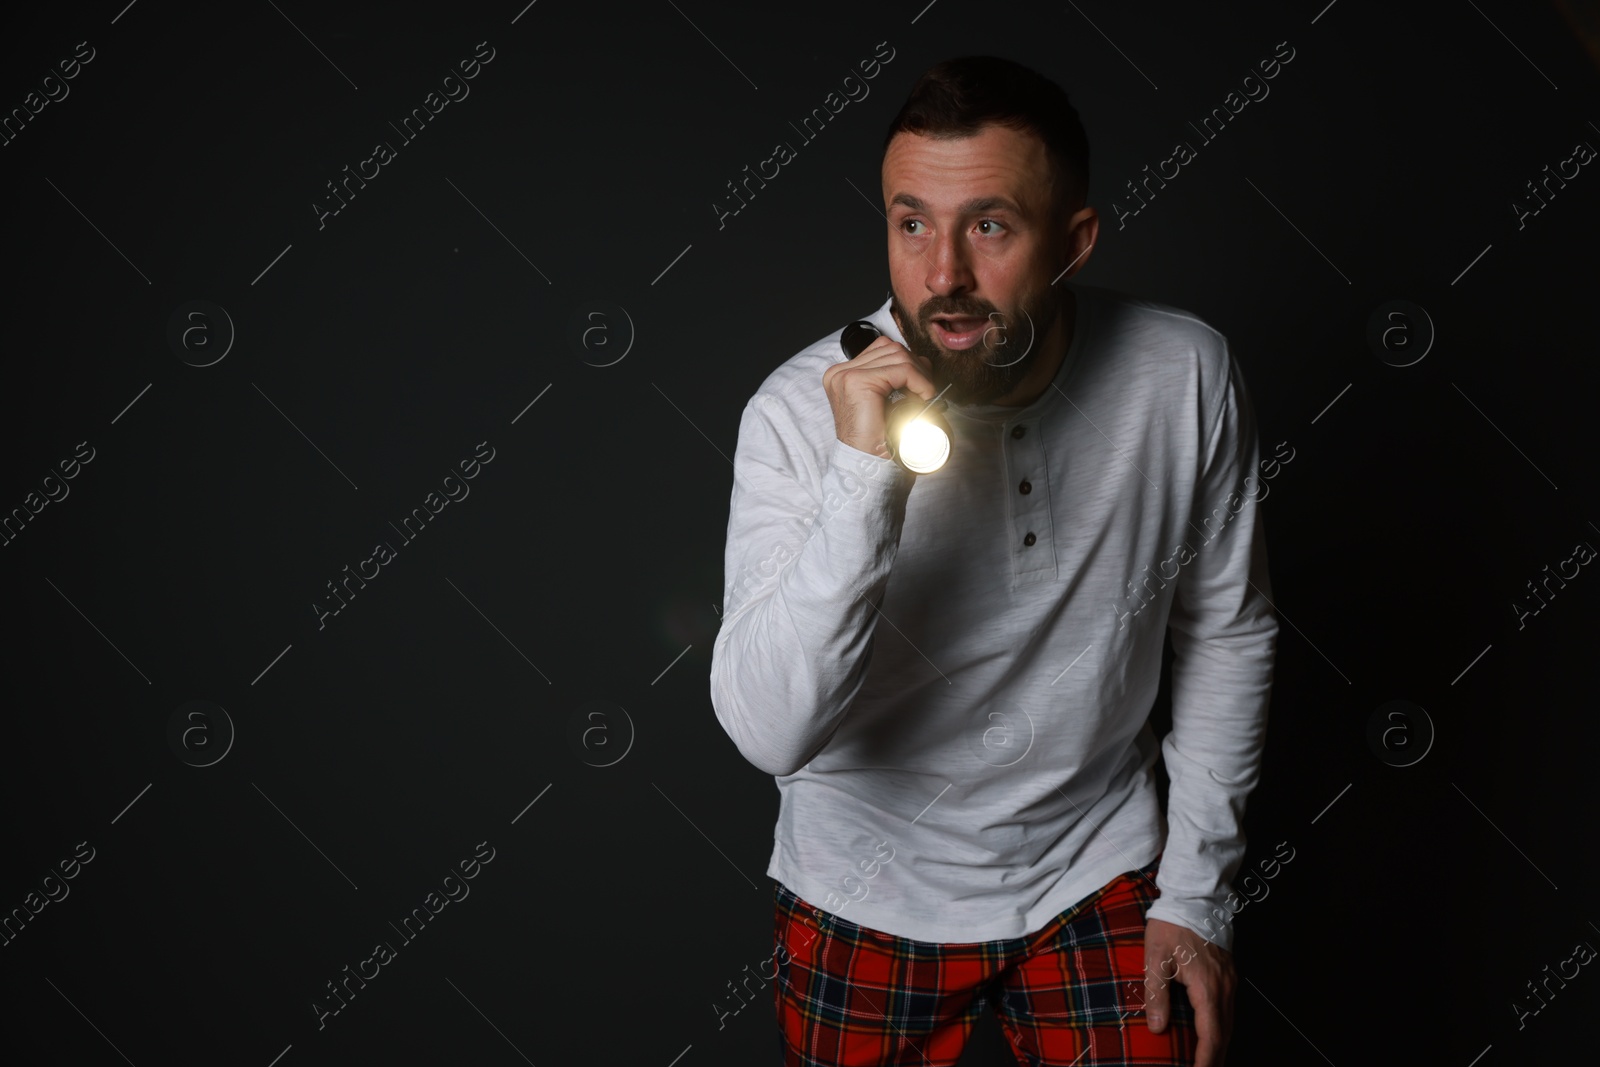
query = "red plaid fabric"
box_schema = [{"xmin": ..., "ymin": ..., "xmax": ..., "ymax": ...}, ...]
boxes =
[{"xmin": 772, "ymin": 860, "xmax": 1198, "ymax": 1065}]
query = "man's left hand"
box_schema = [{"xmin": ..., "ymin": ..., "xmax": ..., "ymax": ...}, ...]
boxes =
[{"xmin": 1142, "ymin": 917, "xmax": 1235, "ymax": 1066}]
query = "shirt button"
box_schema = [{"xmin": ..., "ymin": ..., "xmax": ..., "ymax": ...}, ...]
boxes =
[
  {"xmin": 1019, "ymin": 480, "xmax": 1032, "ymax": 494},
  {"xmin": 1023, "ymin": 532, "xmax": 1037, "ymax": 546},
  {"xmin": 1011, "ymin": 425, "xmax": 1025, "ymax": 439}
]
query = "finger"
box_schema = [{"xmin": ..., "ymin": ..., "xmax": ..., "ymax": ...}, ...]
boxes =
[
  {"xmin": 1192, "ymin": 986, "xmax": 1223, "ymax": 1067},
  {"xmin": 856, "ymin": 338, "xmax": 934, "ymax": 378},
  {"xmin": 849, "ymin": 335, "xmax": 919, "ymax": 363},
  {"xmin": 825, "ymin": 348, "xmax": 924, "ymax": 393},
  {"xmin": 1143, "ymin": 969, "xmax": 1170, "ymax": 1034},
  {"xmin": 847, "ymin": 344, "xmax": 937, "ymax": 401}
]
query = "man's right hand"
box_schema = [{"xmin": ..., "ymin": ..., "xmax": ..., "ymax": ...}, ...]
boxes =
[{"xmin": 822, "ymin": 337, "xmax": 938, "ymax": 460}]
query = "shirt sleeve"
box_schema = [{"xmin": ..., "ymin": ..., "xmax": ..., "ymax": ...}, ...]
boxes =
[
  {"xmin": 1143, "ymin": 342, "xmax": 1279, "ymax": 954},
  {"xmin": 709, "ymin": 392, "xmax": 916, "ymax": 777}
]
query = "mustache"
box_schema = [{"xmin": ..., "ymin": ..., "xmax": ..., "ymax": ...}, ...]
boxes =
[{"xmin": 918, "ymin": 300, "xmax": 997, "ymax": 323}]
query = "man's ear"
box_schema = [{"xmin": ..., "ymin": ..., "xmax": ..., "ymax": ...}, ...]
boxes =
[{"xmin": 1057, "ymin": 203, "xmax": 1096, "ymax": 276}]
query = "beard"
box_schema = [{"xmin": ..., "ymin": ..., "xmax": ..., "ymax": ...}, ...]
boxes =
[{"xmin": 890, "ymin": 281, "xmax": 1063, "ymax": 407}]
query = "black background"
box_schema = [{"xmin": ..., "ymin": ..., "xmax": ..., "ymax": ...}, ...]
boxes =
[{"xmin": 2, "ymin": 1, "xmax": 1597, "ymax": 1064}]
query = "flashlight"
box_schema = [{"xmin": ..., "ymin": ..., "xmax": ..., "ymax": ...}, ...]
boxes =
[{"xmin": 839, "ymin": 320, "xmax": 954, "ymax": 475}]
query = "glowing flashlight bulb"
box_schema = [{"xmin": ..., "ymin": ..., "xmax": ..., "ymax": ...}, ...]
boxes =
[{"xmin": 897, "ymin": 418, "xmax": 950, "ymax": 474}]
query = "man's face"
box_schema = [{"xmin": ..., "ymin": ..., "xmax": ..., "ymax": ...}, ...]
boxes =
[{"xmin": 882, "ymin": 124, "xmax": 1068, "ymax": 406}]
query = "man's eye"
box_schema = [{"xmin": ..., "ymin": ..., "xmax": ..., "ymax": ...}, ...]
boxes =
[
  {"xmin": 977, "ymin": 219, "xmax": 1005, "ymax": 235},
  {"xmin": 901, "ymin": 219, "xmax": 925, "ymax": 235}
]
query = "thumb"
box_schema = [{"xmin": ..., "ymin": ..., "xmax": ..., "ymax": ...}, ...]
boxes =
[{"xmin": 1144, "ymin": 967, "xmax": 1171, "ymax": 1033}]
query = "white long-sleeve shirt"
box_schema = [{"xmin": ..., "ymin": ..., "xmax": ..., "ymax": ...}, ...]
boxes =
[{"xmin": 710, "ymin": 281, "xmax": 1277, "ymax": 951}]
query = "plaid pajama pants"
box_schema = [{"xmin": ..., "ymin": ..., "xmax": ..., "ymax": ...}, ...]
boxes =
[{"xmin": 772, "ymin": 860, "xmax": 1198, "ymax": 1066}]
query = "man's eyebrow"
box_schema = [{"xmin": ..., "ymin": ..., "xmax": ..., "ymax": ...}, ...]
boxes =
[{"xmin": 888, "ymin": 193, "xmax": 1024, "ymax": 215}]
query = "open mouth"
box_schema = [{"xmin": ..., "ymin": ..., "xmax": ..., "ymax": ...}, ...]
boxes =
[{"xmin": 931, "ymin": 315, "xmax": 989, "ymax": 350}]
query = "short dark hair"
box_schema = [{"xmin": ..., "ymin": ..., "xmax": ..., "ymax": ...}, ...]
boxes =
[{"xmin": 883, "ymin": 56, "xmax": 1090, "ymax": 221}]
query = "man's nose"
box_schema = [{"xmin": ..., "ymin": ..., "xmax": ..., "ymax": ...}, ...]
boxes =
[{"xmin": 925, "ymin": 231, "xmax": 975, "ymax": 297}]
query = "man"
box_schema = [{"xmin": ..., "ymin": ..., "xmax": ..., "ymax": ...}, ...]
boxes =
[{"xmin": 710, "ymin": 55, "xmax": 1277, "ymax": 1067}]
